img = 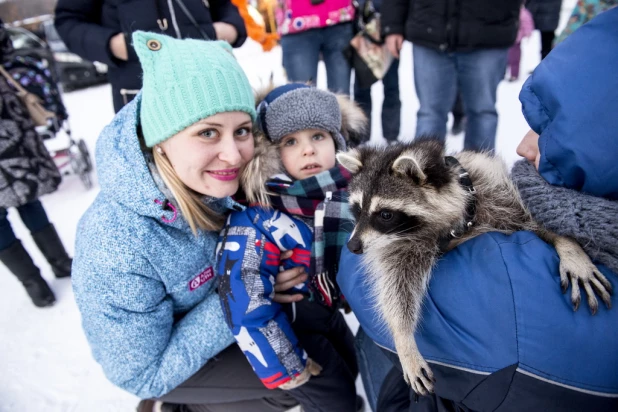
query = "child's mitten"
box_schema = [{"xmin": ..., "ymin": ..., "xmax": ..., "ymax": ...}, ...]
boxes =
[{"xmin": 279, "ymin": 358, "xmax": 323, "ymax": 390}]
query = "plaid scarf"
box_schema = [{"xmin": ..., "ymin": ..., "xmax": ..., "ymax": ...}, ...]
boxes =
[{"xmin": 267, "ymin": 165, "xmax": 354, "ymax": 307}]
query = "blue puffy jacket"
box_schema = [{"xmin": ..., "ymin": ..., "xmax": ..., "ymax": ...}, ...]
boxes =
[
  {"xmin": 338, "ymin": 9, "xmax": 618, "ymax": 411},
  {"xmin": 73, "ymin": 94, "xmax": 240, "ymax": 399},
  {"xmin": 216, "ymin": 207, "xmax": 314, "ymax": 388}
]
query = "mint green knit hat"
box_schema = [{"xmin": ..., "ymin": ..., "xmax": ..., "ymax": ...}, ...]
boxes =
[{"xmin": 133, "ymin": 31, "xmax": 256, "ymax": 147}]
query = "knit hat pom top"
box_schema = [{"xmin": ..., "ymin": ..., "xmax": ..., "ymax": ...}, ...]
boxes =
[{"xmin": 133, "ymin": 31, "xmax": 257, "ymax": 148}]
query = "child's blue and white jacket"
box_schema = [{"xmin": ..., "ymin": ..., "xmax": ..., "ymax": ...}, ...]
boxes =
[{"xmin": 216, "ymin": 206, "xmax": 314, "ymax": 388}]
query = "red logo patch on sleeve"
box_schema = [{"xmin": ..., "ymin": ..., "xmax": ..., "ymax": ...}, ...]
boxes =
[{"xmin": 189, "ymin": 267, "xmax": 214, "ymax": 291}]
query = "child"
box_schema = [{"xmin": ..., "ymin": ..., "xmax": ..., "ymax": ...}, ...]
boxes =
[
  {"xmin": 508, "ymin": 6, "xmax": 535, "ymax": 81},
  {"xmin": 216, "ymin": 83, "xmax": 366, "ymax": 410}
]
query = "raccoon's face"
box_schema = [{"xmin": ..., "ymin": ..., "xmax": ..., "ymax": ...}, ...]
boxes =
[{"xmin": 337, "ymin": 139, "xmax": 465, "ymax": 255}]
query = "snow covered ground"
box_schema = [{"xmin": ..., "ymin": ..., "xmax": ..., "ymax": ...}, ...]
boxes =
[{"xmin": 0, "ymin": 4, "xmax": 576, "ymax": 410}]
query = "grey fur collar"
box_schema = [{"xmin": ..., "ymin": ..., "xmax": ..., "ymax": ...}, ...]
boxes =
[{"xmin": 512, "ymin": 160, "xmax": 618, "ymax": 274}]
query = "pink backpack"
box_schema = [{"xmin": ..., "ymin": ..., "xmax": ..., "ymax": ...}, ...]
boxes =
[{"xmin": 276, "ymin": 0, "xmax": 356, "ymax": 36}]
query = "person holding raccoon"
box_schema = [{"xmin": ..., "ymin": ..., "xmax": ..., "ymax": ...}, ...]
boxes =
[
  {"xmin": 72, "ymin": 32, "xmax": 362, "ymax": 412},
  {"xmin": 215, "ymin": 83, "xmax": 367, "ymax": 411},
  {"xmin": 337, "ymin": 8, "xmax": 618, "ymax": 412}
]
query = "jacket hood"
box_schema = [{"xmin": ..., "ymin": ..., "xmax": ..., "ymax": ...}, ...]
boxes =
[
  {"xmin": 95, "ymin": 93, "xmax": 235, "ymax": 228},
  {"xmin": 519, "ymin": 8, "xmax": 618, "ymax": 200}
]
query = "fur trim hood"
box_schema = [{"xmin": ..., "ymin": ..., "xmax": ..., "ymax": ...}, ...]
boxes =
[{"xmin": 242, "ymin": 84, "xmax": 367, "ymax": 206}]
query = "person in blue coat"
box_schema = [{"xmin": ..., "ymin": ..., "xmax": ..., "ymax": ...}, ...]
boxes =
[
  {"xmin": 54, "ymin": 0, "xmax": 247, "ymax": 113},
  {"xmin": 338, "ymin": 8, "xmax": 618, "ymax": 411},
  {"xmin": 72, "ymin": 32, "xmax": 307, "ymax": 412}
]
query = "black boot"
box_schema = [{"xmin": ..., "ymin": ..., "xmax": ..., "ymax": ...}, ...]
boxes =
[
  {"xmin": 31, "ymin": 224, "xmax": 72, "ymax": 278},
  {"xmin": 0, "ymin": 240, "xmax": 56, "ymax": 307}
]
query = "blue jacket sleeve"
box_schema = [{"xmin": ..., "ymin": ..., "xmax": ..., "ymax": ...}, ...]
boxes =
[
  {"xmin": 54, "ymin": 0, "xmax": 120, "ymax": 67},
  {"xmin": 210, "ymin": 0, "xmax": 248, "ymax": 48},
  {"xmin": 217, "ymin": 207, "xmax": 313, "ymax": 388},
  {"xmin": 73, "ymin": 238, "xmax": 234, "ymax": 399}
]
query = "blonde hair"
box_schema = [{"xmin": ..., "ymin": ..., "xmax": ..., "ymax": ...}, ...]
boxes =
[{"xmin": 153, "ymin": 148, "xmax": 224, "ymax": 235}]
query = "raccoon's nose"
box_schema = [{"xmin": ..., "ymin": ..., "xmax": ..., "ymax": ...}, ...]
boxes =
[{"xmin": 347, "ymin": 238, "xmax": 364, "ymax": 254}]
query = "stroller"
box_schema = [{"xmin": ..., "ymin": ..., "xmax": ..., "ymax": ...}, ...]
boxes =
[{"xmin": 5, "ymin": 55, "xmax": 93, "ymax": 189}]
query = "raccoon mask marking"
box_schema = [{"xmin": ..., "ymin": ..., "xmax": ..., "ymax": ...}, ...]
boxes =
[{"xmin": 336, "ymin": 138, "xmax": 613, "ymax": 395}]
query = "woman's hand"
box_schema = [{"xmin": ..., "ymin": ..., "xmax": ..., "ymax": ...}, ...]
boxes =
[
  {"xmin": 273, "ymin": 250, "xmax": 308, "ymax": 303},
  {"xmin": 213, "ymin": 22, "xmax": 238, "ymax": 45}
]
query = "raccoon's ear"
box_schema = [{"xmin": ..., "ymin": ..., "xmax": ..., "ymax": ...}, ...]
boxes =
[
  {"xmin": 336, "ymin": 149, "xmax": 363, "ymax": 174},
  {"xmin": 392, "ymin": 155, "xmax": 427, "ymax": 183}
]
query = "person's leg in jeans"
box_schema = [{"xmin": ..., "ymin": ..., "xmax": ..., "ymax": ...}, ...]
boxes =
[
  {"xmin": 280, "ymin": 30, "xmax": 321, "ymax": 85},
  {"xmin": 355, "ymin": 327, "xmax": 393, "ymax": 411},
  {"xmin": 321, "ymin": 23, "xmax": 354, "ymax": 95},
  {"xmin": 412, "ymin": 44, "xmax": 458, "ymax": 141},
  {"xmin": 450, "ymin": 90, "xmax": 466, "ymax": 135},
  {"xmin": 353, "ymin": 76, "xmax": 373, "ymax": 145},
  {"xmin": 540, "ymin": 30, "xmax": 555, "ymax": 60},
  {"xmin": 0, "ymin": 207, "xmax": 18, "ymax": 251},
  {"xmin": 17, "ymin": 199, "xmax": 51, "ymax": 233},
  {"xmin": 381, "ymin": 58, "xmax": 401, "ymax": 142},
  {"xmin": 457, "ymin": 48, "xmax": 508, "ymax": 151},
  {"xmin": 157, "ymin": 344, "xmax": 298, "ymax": 412}
]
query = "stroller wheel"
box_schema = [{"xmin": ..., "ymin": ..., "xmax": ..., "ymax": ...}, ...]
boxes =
[
  {"xmin": 79, "ymin": 169, "xmax": 93, "ymax": 190},
  {"xmin": 69, "ymin": 142, "xmax": 93, "ymax": 190},
  {"xmin": 78, "ymin": 139, "xmax": 93, "ymax": 173}
]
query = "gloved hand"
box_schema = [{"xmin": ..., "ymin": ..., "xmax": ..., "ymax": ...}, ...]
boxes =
[{"xmin": 278, "ymin": 358, "xmax": 322, "ymax": 390}]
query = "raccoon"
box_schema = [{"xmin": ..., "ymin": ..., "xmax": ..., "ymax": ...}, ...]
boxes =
[{"xmin": 336, "ymin": 138, "xmax": 613, "ymax": 395}]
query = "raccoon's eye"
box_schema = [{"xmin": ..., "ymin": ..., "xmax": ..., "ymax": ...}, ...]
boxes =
[
  {"xmin": 379, "ymin": 211, "xmax": 393, "ymax": 221},
  {"xmin": 351, "ymin": 203, "xmax": 361, "ymax": 219}
]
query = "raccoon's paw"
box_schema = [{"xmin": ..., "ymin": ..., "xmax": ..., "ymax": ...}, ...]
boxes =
[
  {"xmin": 400, "ymin": 353, "xmax": 435, "ymax": 396},
  {"xmin": 559, "ymin": 251, "xmax": 613, "ymax": 315}
]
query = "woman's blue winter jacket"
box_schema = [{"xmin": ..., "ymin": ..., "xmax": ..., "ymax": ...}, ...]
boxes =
[{"xmin": 72, "ymin": 94, "xmax": 240, "ymax": 399}]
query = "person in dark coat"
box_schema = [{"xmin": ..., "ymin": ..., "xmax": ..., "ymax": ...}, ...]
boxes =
[
  {"xmin": 527, "ymin": 0, "xmax": 563, "ymax": 59},
  {"xmin": 54, "ymin": 0, "xmax": 248, "ymax": 113},
  {"xmin": 353, "ymin": 0, "xmax": 401, "ymax": 145},
  {"xmin": 382, "ymin": 0, "xmax": 520, "ymax": 151},
  {"xmin": 339, "ymin": 9, "xmax": 618, "ymax": 411},
  {"xmin": 0, "ymin": 20, "xmax": 72, "ymax": 308}
]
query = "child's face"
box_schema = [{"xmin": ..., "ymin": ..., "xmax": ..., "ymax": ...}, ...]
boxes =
[
  {"xmin": 279, "ymin": 128, "xmax": 337, "ymax": 180},
  {"xmin": 160, "ymin": 111, "xmax": 254, "ymax": 198}
]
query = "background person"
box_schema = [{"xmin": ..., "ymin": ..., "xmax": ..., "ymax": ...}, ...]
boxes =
[
  {"xmin": 0, "ymin": 19, "xmax": 71, "ymax": 308},
  {"xmin": 54, "ymin": 0, "xmax": 248, "ymax": 113},
  {"xmin": 382, "ymin": 0, "xmax": 520, "ymax": 151},
  {"xmin": 277, "ymin": 0, "xmax": 356, "ymax": 95}
]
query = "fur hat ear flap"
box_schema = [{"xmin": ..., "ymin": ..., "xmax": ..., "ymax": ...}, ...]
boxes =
[
  {"xmin": 336, "ymin": 94, "xmax": 369, "ymax": 147},
  {"xmin": 336, "ymin": 149, "xmax": 363, "ymax": 174},
  {"xmin": 392, "ymin": 154, "xmax": 427, "ymax": 184},
  {"xmin": 241, "ymin": 132, "xmax": 281, "ymax": 207}
]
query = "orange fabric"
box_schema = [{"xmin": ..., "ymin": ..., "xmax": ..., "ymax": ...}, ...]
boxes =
[{"xmin": 231, "ymin": 0, "xmax": 279, "ymax": 52}]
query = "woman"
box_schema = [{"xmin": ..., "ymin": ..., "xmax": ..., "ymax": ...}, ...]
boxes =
[
  {"xmin": 73, "ymin": 31, "xmax": 355, "ymax": 412},
  {"xmin": 276, "ymin": 0, "xmax": 356, "ymax": 95},
  {"xmin": 0, "ymin": 19, "xmax": 72, "ymax": 308},
  {"xmin": 338, "ymin": 8, "xmax": 618, "ymax": 411}
]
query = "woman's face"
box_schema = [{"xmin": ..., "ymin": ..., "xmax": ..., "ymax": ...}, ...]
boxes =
[
  {"xmin": 516, "ymin": 129, "xmax": 541, "ymax": 169},
  {"xmin": 159, "ymin": 111, "xmax": 254, "ymax": 198}
]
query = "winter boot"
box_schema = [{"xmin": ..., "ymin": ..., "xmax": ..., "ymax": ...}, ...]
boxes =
[
  {"xmin": 31, "ymin": 224, "xmax": 72, "ymax": 278},
  {"xmin": 0, "ymin": 240, "xmax": 56, "ymax": 307}
]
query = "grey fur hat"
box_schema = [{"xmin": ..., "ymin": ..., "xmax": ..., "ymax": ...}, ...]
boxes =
[{"xmin": 256, "ymin": 83, "xmax": 348, "ymax": 150}]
